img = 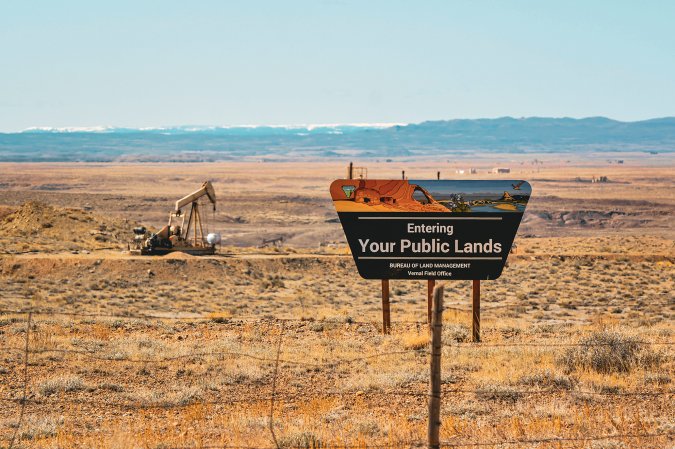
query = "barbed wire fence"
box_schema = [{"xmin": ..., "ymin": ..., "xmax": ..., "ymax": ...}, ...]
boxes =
[{"xmin": 1, "ymin": 306, "xmax": 674, "ymax": 449}]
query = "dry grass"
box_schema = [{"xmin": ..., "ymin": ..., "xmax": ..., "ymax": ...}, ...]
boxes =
[
  {"xmin": 0, "ymin": 160, "xmax": 673, "ymax": 448},
  {"xmin": 0, "ymin": 314, "xmax": 671, "ymax": 448},
  {"xmin": 38, "ymin": 376, "xmax": 86, "ymax": 396},
  {"xmin": 400, "ymin": 331, "xmax": 429, "ymax": 350},
  {"xmin": 559, "ymin": 329, "xmax": 666, "ymax": 374}
]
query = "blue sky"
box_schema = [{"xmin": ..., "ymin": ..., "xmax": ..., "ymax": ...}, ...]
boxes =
[{"xmin": 1, "ymin": 0, "xmax": 674, "ymax": 131}]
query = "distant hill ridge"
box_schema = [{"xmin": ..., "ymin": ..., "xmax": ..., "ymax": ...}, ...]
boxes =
[{"xmin": 1, "ymin": 117, "xmax": 674, "ymax": 162}]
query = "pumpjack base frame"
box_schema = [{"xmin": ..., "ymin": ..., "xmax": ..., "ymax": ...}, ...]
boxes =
[{"xmin": 139, "ymin": 246, "xmax": 216, "ymax": 256}]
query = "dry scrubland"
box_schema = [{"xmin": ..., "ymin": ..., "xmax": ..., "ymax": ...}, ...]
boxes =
[{"xmin": 0, "ymin": 158, "xmax": 673, "ymax": 448}]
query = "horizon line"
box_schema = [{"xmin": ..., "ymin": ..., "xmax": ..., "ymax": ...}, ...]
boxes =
[{"xmin": 4, "ymin": 115, "xmax": 675, "ymax": 134}]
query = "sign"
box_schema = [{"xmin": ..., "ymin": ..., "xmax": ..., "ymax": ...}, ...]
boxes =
[{"xmin": 330, "ymin": 179, "xmax": 531, "ymax": 280}]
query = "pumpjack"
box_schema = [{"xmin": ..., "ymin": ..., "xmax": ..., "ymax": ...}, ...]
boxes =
[{"xmin": 133, "ymin": 181, "xmax": 220, "ymax": 256}]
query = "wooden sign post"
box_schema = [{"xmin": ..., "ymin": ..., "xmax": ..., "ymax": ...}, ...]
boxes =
[
  {"xmin": 381, "ymin": 279, "xmax": 391, "ymax": 334},
  {"xmin": 472, "ymin": 279, "xmax": 480, "ymax": 342}
]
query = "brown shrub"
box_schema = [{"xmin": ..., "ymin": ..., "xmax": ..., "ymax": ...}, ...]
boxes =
[{"xmin": 558, "ymin": 330, "xmax": 663, "ymax": 374}]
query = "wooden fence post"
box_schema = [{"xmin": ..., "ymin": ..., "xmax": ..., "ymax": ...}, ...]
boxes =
[
  {"xmin": 381, "ymin": 279, "xmax": 391, "ymax": 334},
  {"xmin": 427, "ymin": 279, "xmax": 436, "ymax": 324},
  {"xmin": 428, "ymin": 284, "xmax": 443, "ymax": 449},
  {"xmin": 472, "ymin": 279, "xmax": 480, "ymax": 343}
]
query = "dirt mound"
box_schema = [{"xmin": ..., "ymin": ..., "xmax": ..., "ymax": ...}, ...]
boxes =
[
  {"xmin": 0, "ymin": 201, "xmax": 135, "ymax": 253},
  {"xmin": 161, "ymin": 251, "xmax": 196, "ymax": 260}
]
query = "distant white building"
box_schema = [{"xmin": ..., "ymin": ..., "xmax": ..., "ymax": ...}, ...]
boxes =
[
  {"xmin": 492, "ymin": 167, "xmax": 511, "ymax": 174},
  {"xmin": 455, "ymin": 169, "xmax": 465, "ymax": 174}
]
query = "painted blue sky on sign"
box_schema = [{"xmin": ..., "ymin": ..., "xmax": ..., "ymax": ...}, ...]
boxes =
[{"xmin": 410, "ymin": 180, "xmax": 531, "ymax": 197}]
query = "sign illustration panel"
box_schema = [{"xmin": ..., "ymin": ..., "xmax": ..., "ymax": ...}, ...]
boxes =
[{"xmin": 330, "ymin": 179, "xmax": 531, "ymax": 280}]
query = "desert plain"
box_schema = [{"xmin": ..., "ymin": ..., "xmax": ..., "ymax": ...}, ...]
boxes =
[{"xmin": 0, "ymin": 156, "xmax": 673, "ymax": 448}]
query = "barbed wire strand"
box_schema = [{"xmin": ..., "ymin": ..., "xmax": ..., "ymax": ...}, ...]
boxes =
[
  {"xmin": 4, "ymin": 344, "xmax": 674, "ymax": 376},
  {"xmin": 0, "ymin": 307, "xmax": 435, "ymax": 324},
  {"xmin": 1, "ymin": 385, "xmax": 672, "ymax": 412},
  {"xmin": 67, "ymin": 431, "xmax": 670, "ymax": 449},
  {"xmin": 0, "ymin": 304, "xmax": 562, "ymax": 322},
  {"xmin": 3, "ymin": 346, "xmax": 424, "ymax": 367},
  {"xmin": 0, "ymin": 307, "xmax": 672, "ymax": 348},
  {"xmin": 439, "ymin": 431, "xmax": 672, "ymax": 447}
]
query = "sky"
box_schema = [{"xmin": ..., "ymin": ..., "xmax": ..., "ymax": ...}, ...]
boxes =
[{"xmin": 1, "ymin": 0, "xmax": 674, "ymax": 131}]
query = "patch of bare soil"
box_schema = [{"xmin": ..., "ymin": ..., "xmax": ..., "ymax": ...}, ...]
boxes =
[{"xmin": 521, "ymin": 196, "xmax": 675, "ymax": 238}]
